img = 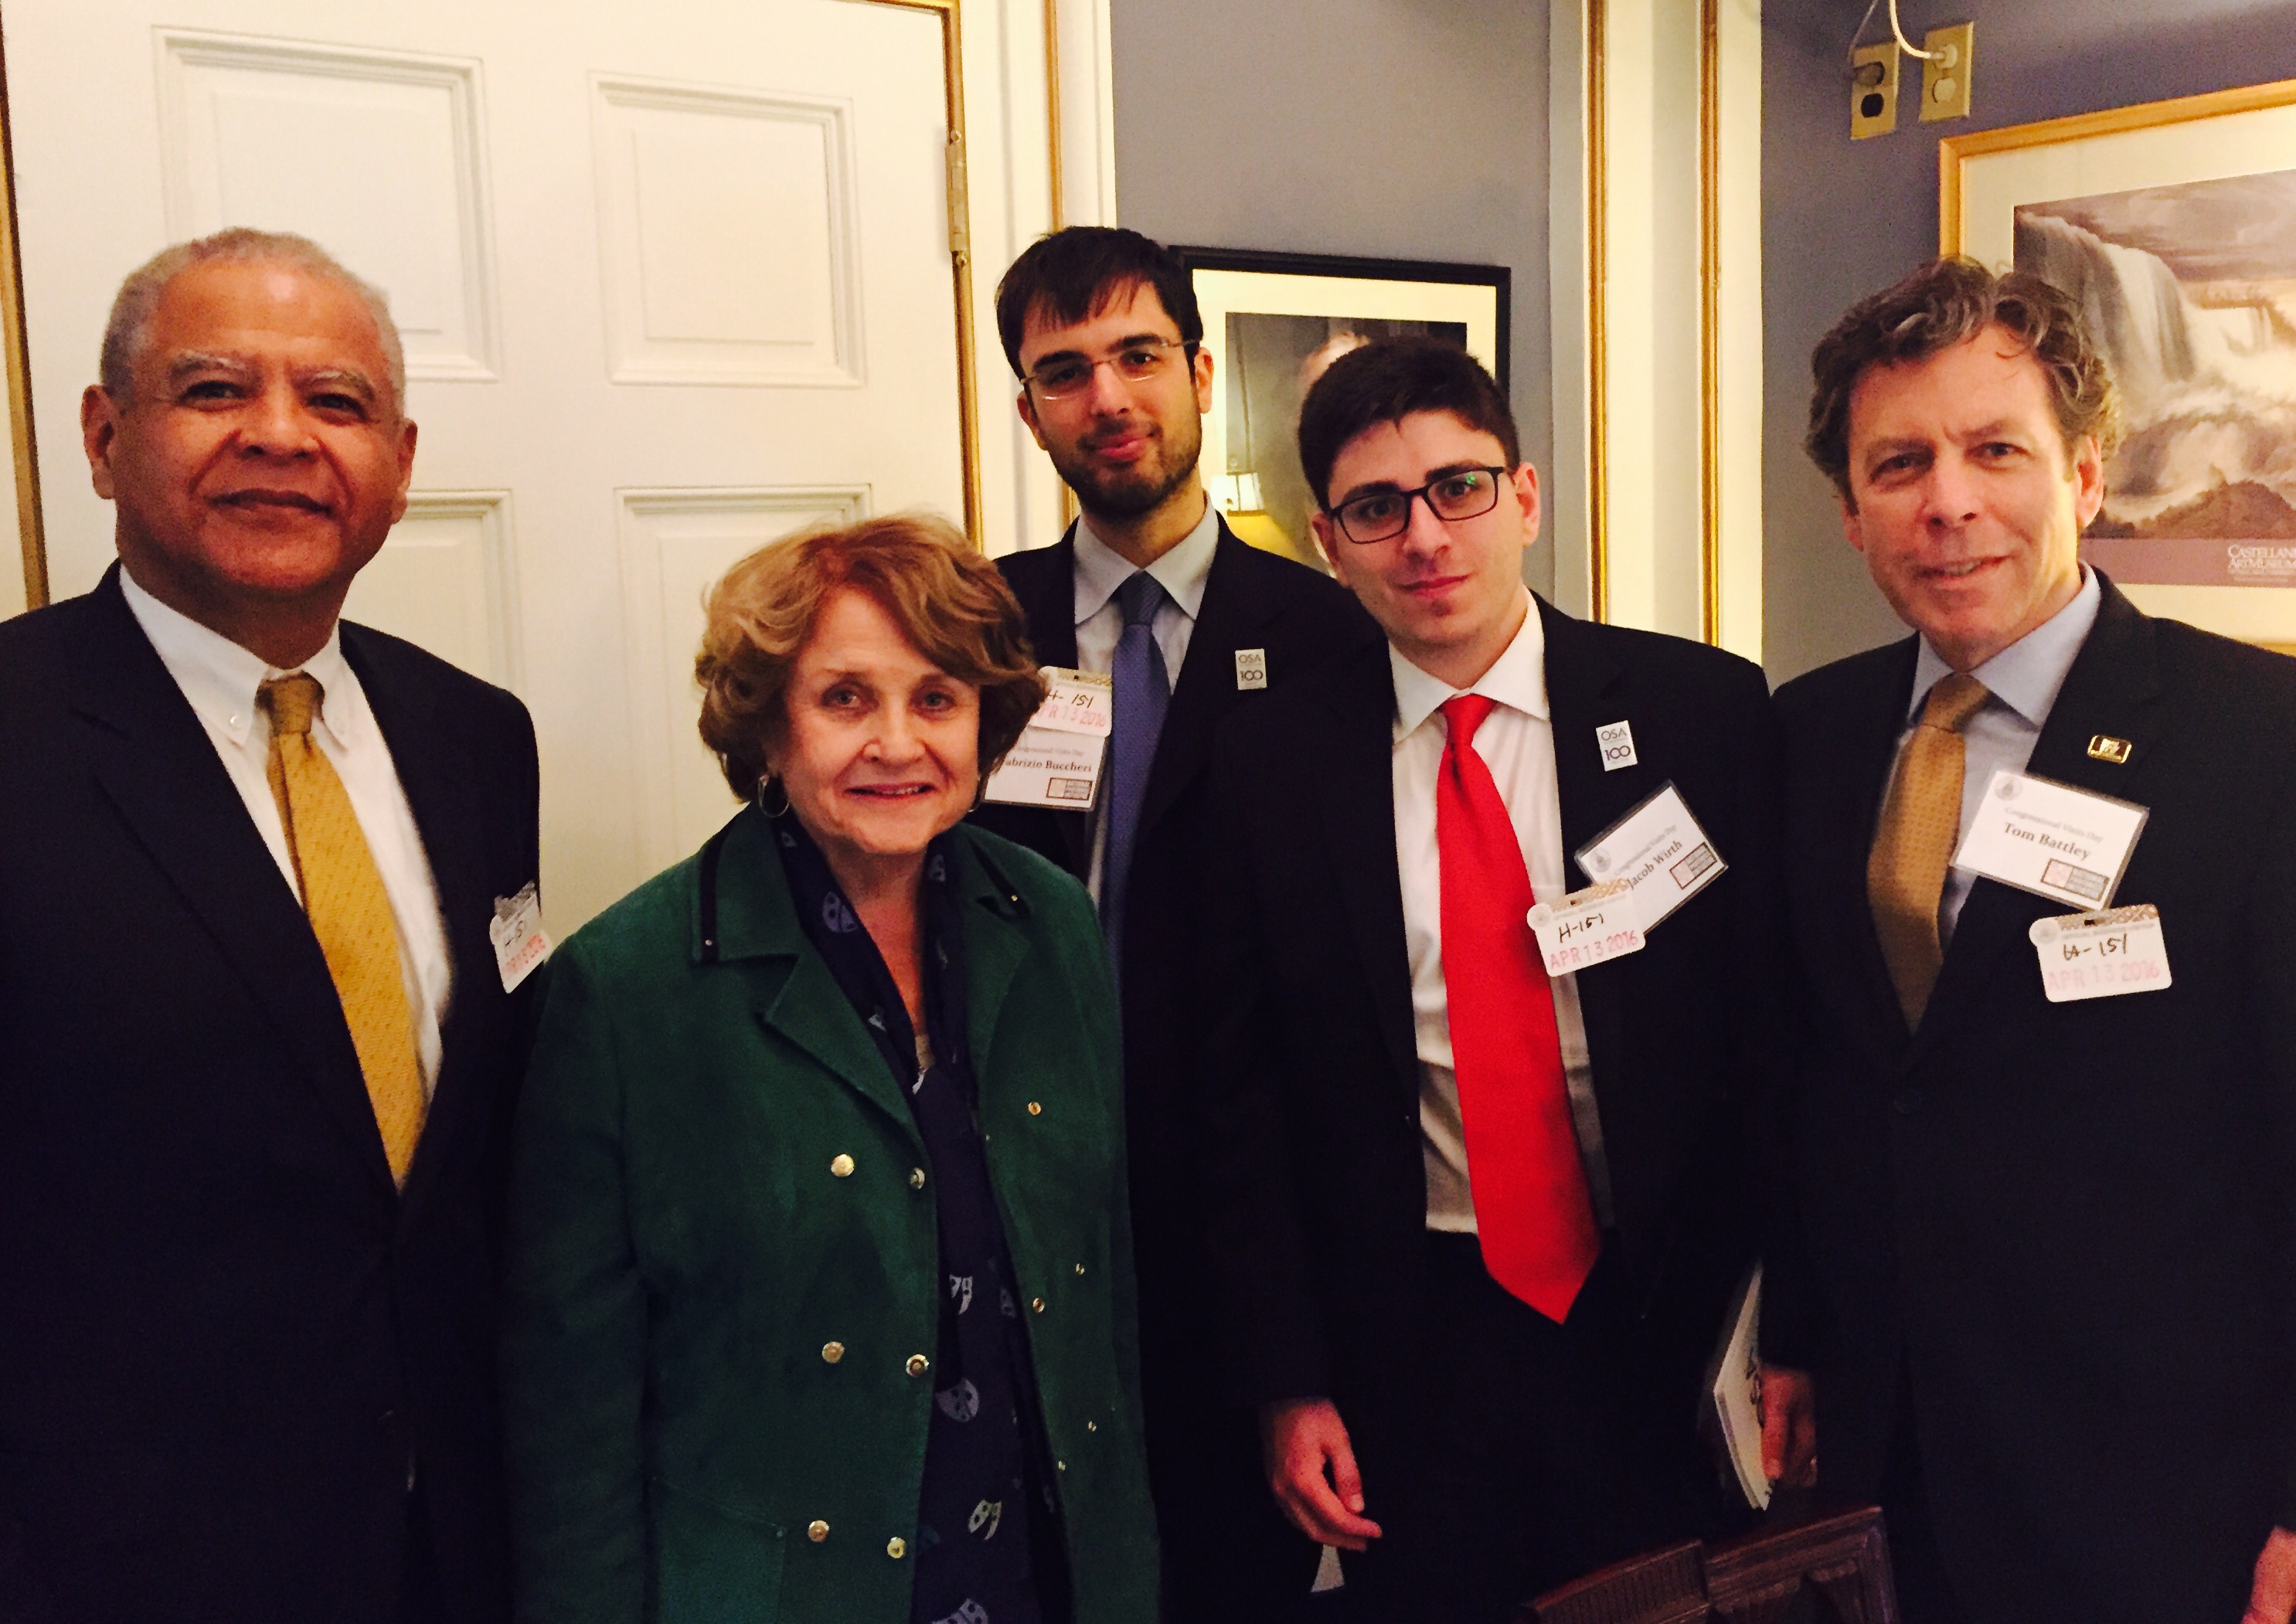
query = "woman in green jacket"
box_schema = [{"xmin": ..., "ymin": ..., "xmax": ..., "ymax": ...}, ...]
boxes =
[{"xmin": 502, "ymin": 515, "xmax": 1156, "ymax": 1624}]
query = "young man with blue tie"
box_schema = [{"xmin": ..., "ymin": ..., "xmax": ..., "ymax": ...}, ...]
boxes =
[{"xmin": 973, "ymin": 227, "xmax": 1378, "ymax": 1622}]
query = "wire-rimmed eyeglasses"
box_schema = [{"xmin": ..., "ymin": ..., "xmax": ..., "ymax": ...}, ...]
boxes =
[
  {"xmin": 1022, "ymin": 338, "xmax": 1192, "ymax": 400},
  {"xmin": 1326, "ymin": 466, "xmax": 1511, "ymax": 544}
]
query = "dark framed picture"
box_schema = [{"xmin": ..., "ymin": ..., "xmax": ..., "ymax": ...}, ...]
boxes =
[
  {"xmin": 1944, "ymin": 79, "xmax": 2296, "ymax": 648},
  {"xmin": 1174, "ymin": 246, "xmax": 1509, "ymax": 572}
]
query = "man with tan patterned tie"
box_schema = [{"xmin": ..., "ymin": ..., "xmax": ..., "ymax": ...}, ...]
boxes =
[
  {"xmin": 0, "ymin": 229, "xmax": 538, "ymax": 1623},
  {"xmin": 1764, "ymin": 259, "xmax": 2296, "ymax": 1624}
]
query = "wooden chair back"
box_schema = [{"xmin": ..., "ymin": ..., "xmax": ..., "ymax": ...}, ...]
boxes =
[{"xmin": 1519, "ymin": 1507, "xmax": 1899, "ymax": 1624}]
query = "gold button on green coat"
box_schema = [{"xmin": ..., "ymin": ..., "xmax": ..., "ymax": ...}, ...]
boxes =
[
  {"xmin": 821, "ymin": 1342, "xmax": 845, "ymax": 1364},
  {"xmin": 905, "ymin": 1354, "xmax": 929, "ymax": 1378},
  {"xmin": 502, "ymin": 816, "xmax": 1155, "ymax": 1624},
  {"xmin": 886, "ymin": 1537, "xmax": 906, "ymax": 1560}
]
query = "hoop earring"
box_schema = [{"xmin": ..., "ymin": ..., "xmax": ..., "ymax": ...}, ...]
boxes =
[{"xmin": 754, "ymin": 775, "xmax": 791, "ymax": 817}]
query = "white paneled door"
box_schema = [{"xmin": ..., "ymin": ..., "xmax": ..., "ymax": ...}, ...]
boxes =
[{"xmin": 9, "ymin": 0, "xmax": 1062, "ymax": 927}]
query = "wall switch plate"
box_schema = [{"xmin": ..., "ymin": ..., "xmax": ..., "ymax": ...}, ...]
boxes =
[
  {"xmin": 1850, "ymin": 42, "xmax": 1899, "ymax": 140},
  {"xmin": 1920, "ymin": 22, "xmax": 1975, "ymax": 121}
]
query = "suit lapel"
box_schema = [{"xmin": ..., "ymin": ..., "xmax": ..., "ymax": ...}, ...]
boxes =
[
  {"xmin": 345, "ymin": 627, "xmax": 491, "ymax": 1215},
  {"xmin": 1537, "ymin": 599, "xmax": 1636, "ymax": 865},
  {"xmin": 72, "ymin": 571, "xmax": 396, "ymax": 1195},
  {"xmin": 1138, "ymin": 522, "xmax": 1267, "ymax": 837},
  {"xmin": 1815, "ymin": 639, "xmax": 1928, "ymax": 1055},
  {"xmin": 1919, "ymin": 580, "xmax": 2167, "ymax": 1045},
  {"xmin": 1536, "ymin": 600, "xmax": 1643, "ymax": 1102},
  {"xmin": 708, "ymin": 811, "xmax": 923, "ymax": 1136},
  {"xmin": 954, "ymin": 836, "xmax": 1034, "ymax": 1088},
  {"xmin": 1311, "ymin": 644, "xmax": 1419, "ymax": 1096}
]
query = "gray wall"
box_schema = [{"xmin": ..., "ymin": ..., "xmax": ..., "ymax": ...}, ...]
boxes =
[
  {"xmin": 1762, "ymin": 0, "xmax": 2296, "ymax": 681},
  {"xmin": 1111, "ymin": 0, "xmax": 1556, "ymax": 596}
]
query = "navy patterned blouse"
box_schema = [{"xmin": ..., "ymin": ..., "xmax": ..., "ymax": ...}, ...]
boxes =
[{"xmin": 773, "ymin": 811, "xmax": 1071, "ymax": 1624}]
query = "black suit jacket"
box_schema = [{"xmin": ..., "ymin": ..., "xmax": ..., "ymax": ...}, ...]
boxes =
[
  {"xmin": 1771, "ymin": 576, "xmax": 2296, "ymax": 1624},
  {"xmin": 1197, "ymin": 597, "xmax": 1785, "ymax": 1452},
  {"xmin": 0, "ymin": 569, "xmax": 539, "ymax": 1624},
  {"xmin": 973, "ymin": 522, "xmax": 1381, "ymax": 1330}
]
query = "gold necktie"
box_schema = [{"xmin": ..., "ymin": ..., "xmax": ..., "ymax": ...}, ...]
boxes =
[
  {"xmin": 259, "ymin": 674, "xmax": 426, "ymax": 1185},
  {"xmin": 1867, "ymin": 672, "xmax": 1991, "ymax": 1028}
]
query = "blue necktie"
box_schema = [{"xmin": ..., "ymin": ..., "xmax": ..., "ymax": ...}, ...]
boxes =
[{"xmin": 1102, "ymin": 570, "xmax": 1171, "ymax": 969}]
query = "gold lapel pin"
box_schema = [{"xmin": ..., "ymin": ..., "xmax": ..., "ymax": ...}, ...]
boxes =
[{"xmin": 2087, "ymin": 735, "xmax": 2132, "ymax": 764}]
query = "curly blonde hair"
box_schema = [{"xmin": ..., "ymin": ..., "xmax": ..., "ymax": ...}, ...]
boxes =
[{"xmin": 695, "ymin": 513, "xmax": 1048, "ymax": 798}]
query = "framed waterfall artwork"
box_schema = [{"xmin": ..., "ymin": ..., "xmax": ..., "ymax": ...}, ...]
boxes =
[
  {"xmin": 1944, "ymin": 78, "xmax": 2296, "ymax": 651},
  {"xmin": 1174, "ymin": 246, "xmax": 1507, "ymax": 573}
]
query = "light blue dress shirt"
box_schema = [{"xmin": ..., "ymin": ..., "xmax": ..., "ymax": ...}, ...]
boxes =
[{"xmin": 1900, "ymin": 567, "xmax": 2103, "ymax": 943}]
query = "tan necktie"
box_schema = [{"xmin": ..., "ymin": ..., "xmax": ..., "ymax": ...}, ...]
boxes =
[
  {"xmin": 1868, "ymin": 672, "xmax": 1991, "ymax": 1028},
  {"xmin": 259, "ymin": 674, "xmax": 426, "ymax": 1185}
]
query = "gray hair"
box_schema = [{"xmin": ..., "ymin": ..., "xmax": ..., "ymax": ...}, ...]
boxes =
[{"xmin": 99, "ymin": 228, "xmax": 406, "ymax": 413}]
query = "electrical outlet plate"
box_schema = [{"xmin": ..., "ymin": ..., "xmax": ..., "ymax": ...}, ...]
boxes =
[
  {"xmin": 1920, "ymin": 22, "xmax": 1975, "ymax": 121},
  {"xmin": 1850, "ymin": 42, "xmax": 1899, "ymax": 140}
]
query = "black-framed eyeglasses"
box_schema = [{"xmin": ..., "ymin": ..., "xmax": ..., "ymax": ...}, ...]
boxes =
[
  {"xmin": 1326, "ymin": 466, "xmax": 1510, "ymax": 544},
  {"xmin": 1022, "ymin": 337, "xmax": 1192, "ymax": 399}
]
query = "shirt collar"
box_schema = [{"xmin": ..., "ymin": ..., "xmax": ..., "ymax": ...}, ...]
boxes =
[
  {"xmin": 1907, "ymin": 566, "xmax": 2101, "ymax": 729},
  {"xmin": 118, "ymin": 563, "xmax": 358, "ymax": 749},
  {"xmin": 1073, "ymin": 497, "xmax": 1219, "ymax": 627},
  {"xmin": 1390, "ymin": 588, "xmax": 1548, "ymax": 742}
]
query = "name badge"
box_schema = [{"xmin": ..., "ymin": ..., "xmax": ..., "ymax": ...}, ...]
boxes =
[
  {"xmin": 983, "ymin": 667, "xmax": 1111, "ymax": 810},
  {"xmin": 1527, "ymin": 879, "xmax": 1645, "ymax": 975},
  {"xmin": 2029, "ymin": 904, "xmax": 2172, "ymax": 1002},
  {"xmin": 1574, "ymin": 782, "xmax": 1726, "ymax": 931},
  {"xmin": 489, "ymin": 882, "xmax": 552, "ymax": 993},
  {"xmin": 1951, "ymin": 770, "xmax": 2148, "ymax": 909}
]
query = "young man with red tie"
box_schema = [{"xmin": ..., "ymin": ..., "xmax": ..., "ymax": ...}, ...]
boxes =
[{"xmin": 1198, "ymin": 338, "xmax": 1789, "ymax": 1622}]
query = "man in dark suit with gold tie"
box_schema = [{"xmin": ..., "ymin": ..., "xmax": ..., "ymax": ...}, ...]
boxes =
[
  {"xmin": 0, "ymin": 229, "xmax": 538, "ymax": 1622},
  {"xmin": 1762, "ymin": 258, "xmax": 2296, "ymax": 1624}
]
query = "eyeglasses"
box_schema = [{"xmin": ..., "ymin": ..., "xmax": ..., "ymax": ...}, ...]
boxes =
[
  {"xmin": 1022, "ymin": 338, "xmax": 1192, "ymax": 399},
  {"xmin": 1327, "ymin": 467, "xmax": 1510, "ymax": 544}
]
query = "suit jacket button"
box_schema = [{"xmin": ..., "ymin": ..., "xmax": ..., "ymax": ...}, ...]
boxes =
[
  {"xmin": 886, "ymin": 1537, "xmax": 907, "ymax": 1559},
  {"xmin": 821, "ymin": 1341, "xmax": 845, "ymax": 1364},
  {"xmin": 830, "ymin": 1153, "xmax": 855, "ymax": 1177},
  {"xmin": 906, "ymin": 1354, "xmax": 930, "ymax": 1377},
  {"xmin": 808, "ymin": 1520, "xmax": 830, "ymax": 1542},
  {"xmin": 1031, "ymin": 1297, "xmax": 1046, "ymax": 1313},
  {"xmin": 1894, "ymin": 1089, "xmax": 1922, "ymax": 1115},
  {"xmin": 1026, "ymin": 1101, "xmax": 1043, "ymax": 1116}
]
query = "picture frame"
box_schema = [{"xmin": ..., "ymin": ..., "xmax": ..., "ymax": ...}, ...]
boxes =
[
  {"xmin": 1174, "ymin": 246, "xmax": 1509, "ymax": 572},
  {"xmin": 1941, "ymin": 79, "xmax": 2296, "ymax": 651}
]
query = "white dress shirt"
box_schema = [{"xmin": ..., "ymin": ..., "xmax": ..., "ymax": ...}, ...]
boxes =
[
  {"xmin": 1901, "ymin": 566, "xmax": 2102, "ymax": 944},
  {"xmin": 1389, "ymin": 591, "xmax": 1611, "ymax": 1233},
  {"xmin": 1070, "ymin": 500, "xmax": 1220, "ymax": 899},
  {"xmin": 120, "ymin": 566, "xmax": 455, "ymax": 1098}
]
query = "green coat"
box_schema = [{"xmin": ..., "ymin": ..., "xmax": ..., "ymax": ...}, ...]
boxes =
[{"xmin": 502, "ymin": 810, "xmax": 1157, "ymax": 1623}]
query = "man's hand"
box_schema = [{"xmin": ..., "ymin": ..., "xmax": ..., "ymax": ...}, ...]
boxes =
[
  {"xmin": 1758, "ymin": 1363, "xmax": 1818, "ymax": 1488},
  {"xmin": 1259, "ymin": 1397, "xmax": 1384, "ymax": 1551},
  {"xmin": 2243, "ymin": 1527, "xmax": 2296, "ymax": 1624}
]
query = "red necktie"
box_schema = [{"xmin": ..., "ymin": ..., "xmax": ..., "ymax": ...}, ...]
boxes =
[{"xmin": 1436, "ymin": 694, "xmax": 1600, "ymax": 1321}]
